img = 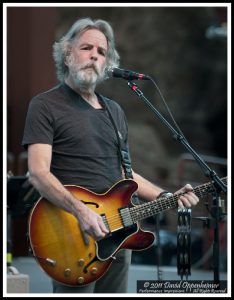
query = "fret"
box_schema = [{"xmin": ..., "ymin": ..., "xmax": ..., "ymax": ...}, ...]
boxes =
[{"xmin": 130, "ymin": 177, "xmax": 227, "ymax": 223}]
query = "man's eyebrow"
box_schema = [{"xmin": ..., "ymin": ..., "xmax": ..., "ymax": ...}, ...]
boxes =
[
  {"xmin": 80, "ymin": 43, "xmax": 107, "ymax": 52},
  {"xmin": 79, "ymin": 42, "xmax": 92, "ymax": 47}
]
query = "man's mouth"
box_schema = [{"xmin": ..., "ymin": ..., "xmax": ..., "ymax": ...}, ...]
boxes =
[{"xmin": 82, "ymin": 65, "xmax": 98, "ymax": 74}]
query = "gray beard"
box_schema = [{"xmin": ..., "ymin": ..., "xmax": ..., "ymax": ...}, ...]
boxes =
[{"xmin": 71, "ymin": 68, "xmax": 106, "ymax": 91}]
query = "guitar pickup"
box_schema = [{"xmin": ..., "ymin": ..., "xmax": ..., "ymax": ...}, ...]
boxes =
[{"xmin": 119, "ymin": 207, "xmax": 134, "ymax": 227}]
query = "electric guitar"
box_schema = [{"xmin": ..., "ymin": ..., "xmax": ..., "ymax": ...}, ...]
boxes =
[{"xmin": 28, "ymin": 177, "xmax": 227, "ymax": 286}]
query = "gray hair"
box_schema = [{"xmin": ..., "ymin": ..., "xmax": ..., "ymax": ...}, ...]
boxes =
[{"xmin": 53, "ymin": 18, "xmax": 120, "ymax": 82}]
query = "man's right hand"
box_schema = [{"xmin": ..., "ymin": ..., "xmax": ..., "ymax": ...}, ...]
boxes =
[{"xmin": 75, "ymin": 203, "xmax": 109, "ymax": 244}]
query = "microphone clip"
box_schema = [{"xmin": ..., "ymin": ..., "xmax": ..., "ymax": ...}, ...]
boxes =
[{"xmin": 127, "ymin": 81, "xmax": 144, "ymax": 97}]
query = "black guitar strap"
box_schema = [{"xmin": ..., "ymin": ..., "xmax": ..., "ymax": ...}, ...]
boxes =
[{"xmin": 101, "ymin": 97, "xmax": 140, "ymax": 205}]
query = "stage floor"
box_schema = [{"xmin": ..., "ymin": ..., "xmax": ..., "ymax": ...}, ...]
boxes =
[{"xmin": 7, "ymin": 256, "xmax": 228, "ymax": 294}]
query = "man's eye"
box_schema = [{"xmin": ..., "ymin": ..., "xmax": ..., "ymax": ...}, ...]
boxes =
[{"xmin": 99, "ymin": 50, "xmax": 106, "ymax": 56}]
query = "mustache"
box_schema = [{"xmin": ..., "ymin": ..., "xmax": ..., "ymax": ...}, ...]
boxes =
[{"xmin": 80, "ymin": 63, "xmax": 99, "ymax": 74}]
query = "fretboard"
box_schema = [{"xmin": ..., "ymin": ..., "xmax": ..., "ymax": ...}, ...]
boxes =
[{"xmin": 130, "ymin": 177, "xmax": 227, "ymax": 223}]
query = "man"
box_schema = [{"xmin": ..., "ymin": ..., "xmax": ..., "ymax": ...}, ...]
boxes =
[{"xmin": 22, "ymin": 18, "xmax": 199, "ymax": 293}]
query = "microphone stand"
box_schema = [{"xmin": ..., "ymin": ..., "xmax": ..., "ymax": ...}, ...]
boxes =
[{"xmin": 127, "ymin": 80, "xmax": 227, "ymax": 283}]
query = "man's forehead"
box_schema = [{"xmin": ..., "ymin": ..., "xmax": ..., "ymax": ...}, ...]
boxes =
[{"xmin": 77, "ymin": 29, "xmax": 108, "ymax": 48}]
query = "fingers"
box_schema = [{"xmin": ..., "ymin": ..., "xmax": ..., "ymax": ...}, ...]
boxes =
[
  {"xmin": 91, "ymin": 225, "xmax": 106, "ymax": 241},
  {"xmin": 176, "ymin": 183, "xmax": 193, "ymax": 194},
  {"xmin": 93, "ymin": 217, "xmax": 109, "ymax": 240},
  {"xmin": 183, "ymin": 183, "xmax": 194, "ymax": 192},
  {"xmin": 80, "ymin": 223, "xmax": 105, "ymax": 242},
  {"xmin": 178, "ymin": 194, "xmax": 193, "ymax": 208},
  {"xmin": 177, "ymin": 184, "xmax": 199, "ymax": 209},
  {"xmin": 81, "ymin": 231, "xmax": 90, "ymax": 245},
  {"xmin": 78, "ymin": 209, "xmax": 109, "ymax": 242},
  {"xmin": 98, "ymin": 218, "xmax": 109, "ymax": 234}
]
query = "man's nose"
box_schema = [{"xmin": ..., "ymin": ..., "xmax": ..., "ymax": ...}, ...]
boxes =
[{"xmin": 90, "ymin": 48, "xmax": 98, "ymax": 61}]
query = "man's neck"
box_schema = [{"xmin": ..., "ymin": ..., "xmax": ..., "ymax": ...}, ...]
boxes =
[{"xmin": 65, "ymin": 78, "xmax": 102, "ymax": 109}]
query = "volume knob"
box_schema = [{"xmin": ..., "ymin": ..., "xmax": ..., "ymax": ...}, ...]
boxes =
[
  {"xmin": 77, "ymin": 277, "xmax": 85, "ymax": 284},
  {"xmin": 91, "ymin": 267, "xmax": 98, "ymax": 275},
  {"xmin": 78, "ymin": 259, "xmax": 85, "ymax": 267},
  {"xmin": 64, "ymin": 268, "xmax": 71, "ymax": 277}
]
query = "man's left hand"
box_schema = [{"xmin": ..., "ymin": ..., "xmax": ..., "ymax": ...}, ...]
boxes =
[{"xmin": 175, "ymin": 184, "xmax": 199, "ymax": 209}]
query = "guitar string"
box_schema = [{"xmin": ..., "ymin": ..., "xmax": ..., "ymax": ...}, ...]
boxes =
[
  {"xmin": 105, "ymin": 198, "xmax": 177, "ymax": 228},
  {"xmin": 104, "ymin": 194, "xmax": 192, "ymax": 228},
  {"xmin": 84, "ymin": 177, "xmax": 227, "ymax": 227},
  {"xmin": 105, "ymin": 186, "xmax": 204, "ymax": 225},
  {"xmin": 104, "ymin": 178, "xmax": 228, "ymax": 228},
  {"xmin": 105, "ymin": 195, "xmax": 195, "ymax": 229},
  {"xmin": 100, "ymin": 195, "xmax": 177, "ymax": 225},
  {"xmin": 71, "ymin": 178, "xmax": 227, "ymax": 230},
  {"xmin": 99, "ymin": 177, "xmax": 227, "ymax": 229}
]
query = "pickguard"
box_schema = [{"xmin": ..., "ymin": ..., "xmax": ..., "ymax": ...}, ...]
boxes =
[{"xmin": 96, "ymin": 224, "xmax": 137, "ymax": 260}]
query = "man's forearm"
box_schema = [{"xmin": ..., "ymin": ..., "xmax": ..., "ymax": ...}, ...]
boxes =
[
  {"xmin": 132, "ymin": 172, "xmax": 165, "ymax": 201},
  {"xmin": 28, "ymin": 170, "xmax": 85, "ymax": 217}
]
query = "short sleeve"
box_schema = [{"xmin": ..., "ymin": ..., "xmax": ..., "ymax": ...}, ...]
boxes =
[{"xmin": 22, "ymin": 96, "xmax": 54, "ymax": 149}]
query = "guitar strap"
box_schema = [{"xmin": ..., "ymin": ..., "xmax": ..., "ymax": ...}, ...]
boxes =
[{"xmin": 101, "ymin": 97, "xmax": 141, "ymax": 205}]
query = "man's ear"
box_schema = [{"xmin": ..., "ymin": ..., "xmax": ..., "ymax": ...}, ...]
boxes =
[
  {"xmin": 64, "ymin": 53, "xmax": 71, "ymax": 67},
  {"xmin": 64, "ymin": 56, "xmax": 69, "ymax": 67},
  {"xmin": 64, "ymin": 44, "xmax": 72, "ymax": 66}
]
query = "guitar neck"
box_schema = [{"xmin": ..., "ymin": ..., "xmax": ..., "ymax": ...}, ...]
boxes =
[{"xmin": 130, "ymin": 177, "xmax": 227, "ymax": 223}]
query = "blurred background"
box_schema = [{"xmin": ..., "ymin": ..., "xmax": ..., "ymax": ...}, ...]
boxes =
[{"xmin": 6, "ymin": 4, "xmax": 228, "ymax": 293}]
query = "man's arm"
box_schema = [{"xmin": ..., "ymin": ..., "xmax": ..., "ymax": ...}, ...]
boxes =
[
  {"xmin": 132, "ymin": 171, "xmax": 164, "ymax": 201},
  {"xmin": 132, "ymin": 170, "xmax": 199, "ymax": 208},
  {"xmin": 28, "ymin": 144, "xmax": 109, "ymax": 241}
]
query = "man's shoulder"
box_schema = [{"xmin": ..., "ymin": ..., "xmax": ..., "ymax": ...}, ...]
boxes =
[{"xmin": 32, "ymin": 84, "xmax": 63, "ymax": 102}]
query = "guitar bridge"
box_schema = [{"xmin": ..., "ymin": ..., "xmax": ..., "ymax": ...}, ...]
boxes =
[{"xmin": 119, "ymin": 207, "xmax": 134, "ymax": 227}]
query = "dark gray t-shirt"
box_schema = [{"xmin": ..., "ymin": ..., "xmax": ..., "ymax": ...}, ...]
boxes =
[{"xmin": 22, "ymin": 83, "xmax": 128, "ymax": 193}]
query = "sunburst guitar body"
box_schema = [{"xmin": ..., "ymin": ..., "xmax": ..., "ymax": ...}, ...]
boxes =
[{"xmin": 28, "ymin": 179, "xmax": 154, "ymax": 286}]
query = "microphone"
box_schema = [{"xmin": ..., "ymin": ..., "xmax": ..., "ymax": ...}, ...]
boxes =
[{"xmin": 107, "ymin": 67, "xmax": 150, "ymax": 81}]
